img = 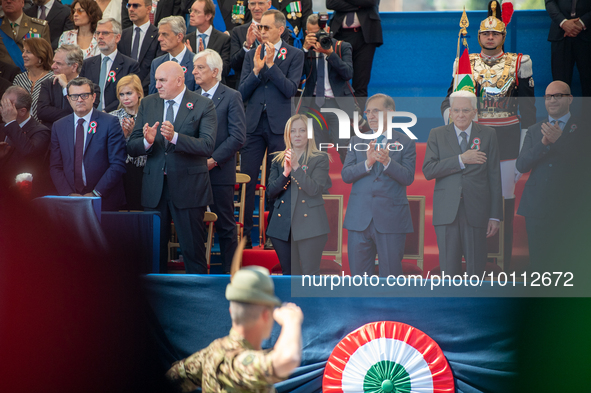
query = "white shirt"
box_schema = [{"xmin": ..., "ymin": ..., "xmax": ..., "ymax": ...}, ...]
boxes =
[
  {"xmin": 100, "ymin": 49, "xmax": 118, "ymax": 75},
  {"xmin": 73, "ymin": 109, "xmax": 94, "ymax": 186},
  {"xmin": 201, "ymin": 81, "xmax": 219, "ymax": 98},
  {"xmin": 302, "ymin": 49, "xmax": 334, "ymax": 99},
  {"xmin": 144, "ymin": 87, "xmax": 186, "ymax": 150},
  {"xmin": 169, "ymin": 46, "xmax": 187, "ymax": 63},
  {"xmin": 37, "ymin": 0, "xmax": 55, "ymax": 19},
  {"xmin": 195, "ymin": 24, "xmax": 213, "ymax": 50},
  {"xmin": 132, "ymin": 20, "xmax": 151, "ymax": 55},
  {"xmin": 341, "ymin": 12, "xmax": 361, "ymax": 28}
]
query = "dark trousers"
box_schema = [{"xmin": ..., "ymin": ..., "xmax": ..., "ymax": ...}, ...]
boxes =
[
  {"xmin": 334, "ymin": 28, "xmax": 377, "ymax": 107},
  {"xmin": 148, "ymin": 176, "xmax": 207, "ymax": 274},
  {"xmin": 270, "ymin": 233, "xmax": 328, "ymax": 275},
  {"xmin": 348, "ymin": 219, "xmax": 406, "ymax": 277},
  {"xmin": 210, "ymin": 184, "xmax": 238, "ymax": 273},
  {"xmin": 240, "ymin": 113, "xmax": 286, "ymax": 240},
  {"xmin": 551, "ymin": 38, "xmax": 591, "ymax": 97},
  {"xmin": 434, "ymin": 200, "xmax": 487, "ymax": 277},
  {"xmin": 123, "ymin": 161, "xmax": 144, "ymax": 211}
]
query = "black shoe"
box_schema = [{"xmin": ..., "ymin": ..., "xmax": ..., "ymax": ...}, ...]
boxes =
[
  {"xmin": 244, "ymin": 237, "xmax": 252, "ymax": 249},
  {"xmin": 264, "ymin": 238, "xmax": 274, "ymax": 250}
]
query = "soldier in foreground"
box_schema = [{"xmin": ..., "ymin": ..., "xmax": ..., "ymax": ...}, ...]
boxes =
[{"xmin": 166, "ymin": 264, "xmax": 304, "ymax": 392}]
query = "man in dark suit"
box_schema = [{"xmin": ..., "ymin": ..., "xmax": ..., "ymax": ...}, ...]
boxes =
[
  {"xmin": 301, "ymin": 13, "xmax": 354, "ymax": 164},
  {"xmin": 121, "ymin": 0, "xmax": 181, "ymax": 30},
  {"xmin": 0, "ymin": 86, "xmax": 51, "ymax": 195},
  {"xmin": 327, "ymin": 0, "xmax": 382, "ymax": 108},
  {"xmin": 25, "ymin": 0, "xmax": 75, "ymax": 50},
  {"xmin": 118, "ymin": 0, "xmax": 164, "ymax": 96},
  {"xmin": 342, "ymin": 94, "xmax": 416, "ymax": 277},
  {"xmin": 181, "ymin": 0, "xmax": 253, "ymax": 34},
  {"xmin": 272, "ymin": 0, "xmax": 312, "ymax": 47},
  {"xmin": 193, "ymin": 49, "xmax": 246, "ymax": 273},
  {"xmin": 38, "ymin": 44, "xmax": 101, "ymax": 129},
  {"xmin": 423, "ymin": 91, "xmax": 503, "ymax": 277},
  {"xmin": 546, "ymin": 0, "xmax": 591, "ymax": 97},
  {"xmin": 128, "ymin": 61, "xmax": 217, "ymax": 274},
  {"xmin": 0, "ymin": 60, "xmax": 20, "ymax": 83},
  {"xmin": 238, "ymin": 9, "xmax": 304, "ymax": 247},
  {"xmin": 80, "ymin": 18, "xmax": 140, "ymax": 113},
  {"xmin": 517, "ymin": 81, "xmax": 589, "ymax": 271},
  {"xmin": 229, "ymin": 0, "xmax": 290, "ymax": 89},
  {"xmin": 149, "ymin": 16, "xmax": 196, "ymax": 94},
  {"xmin": 49, "ymin": 77, "xmax": 127, "ymax": 211},
  {"xmin": 185, "ymin": 0, "xmax": 231, "ymax": 81}
]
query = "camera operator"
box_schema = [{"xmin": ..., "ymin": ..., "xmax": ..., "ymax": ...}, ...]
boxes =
[{"xmin": 301, "ymin": 13, "xmax": 354, "ymax": 166}]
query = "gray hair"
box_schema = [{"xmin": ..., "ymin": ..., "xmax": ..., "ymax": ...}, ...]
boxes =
[
  {"xmin": 158, "ymin": 15, "xmax": 187, "ymax": 36},
  {"xmin": 229, "ymin": 301, "xmax": 273, "ymax": 326},
  {"xmin": 97, "ymin": 18, "xmax": 122, "ymax": 35},
  {"xmin": 262, "ymin": 9, "xmax": 285, "ymax": 28},
  {"xmin": 4, "ymin": 86, "xmax": 32, "ymax": 112},
  {"xmin": 450, "ymin": 91, "xmax": 477, "ymax": 110},
  {"xmin": 306, "ymin": 14, "xmax": 319, "ymax": 26},
  {"xmin": 193, "ymin": 49, "xmax": 223, "ymax": 82},
  {"xmin": 56, "ymin": 44, "xmax": 84, "ymax": 72},
  {"xmin": 366, "ymin": 93, "xmax": 396, "ymax": 111}
]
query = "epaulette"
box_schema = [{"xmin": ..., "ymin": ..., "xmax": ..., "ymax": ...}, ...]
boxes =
[
  {"xmin": 30, "ymin": 17, "xmax": 48, "ymax": 26},
  {"xmin": 517, "ymin": 54, "xmax": 532, "ymax": 78}
]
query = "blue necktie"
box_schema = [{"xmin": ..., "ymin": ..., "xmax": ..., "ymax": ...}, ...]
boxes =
[
  {"xmin": 131, "ymin": 27, "xmax": 141, "ymax": 61},
  {"xmin": 98, "ymin": 57, "xmax": 109, "ymax": 110},
  {"xmin": 316, "ymin": 53, "xmax": 325, "ymax": 108}
]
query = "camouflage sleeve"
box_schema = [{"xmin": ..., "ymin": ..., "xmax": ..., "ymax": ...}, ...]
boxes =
[
  {"xmin": 223, "ymin": 349, "xmax": 285, "ymax": 390},
  {"xmin": 165, "ymin": 351, "xmax": 205, "ymax": 393}
]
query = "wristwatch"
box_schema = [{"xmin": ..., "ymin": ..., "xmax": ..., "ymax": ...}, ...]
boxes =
[{"xmin": 243, "ymin": 40, "xmax": 253, "ymax": 50}]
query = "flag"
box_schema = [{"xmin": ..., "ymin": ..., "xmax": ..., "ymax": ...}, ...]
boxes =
[{"xmin": 453, "ymin": 48, "xmax": 475, "ymax": 93}]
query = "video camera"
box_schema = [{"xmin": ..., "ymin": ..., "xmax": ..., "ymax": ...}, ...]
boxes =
[{"xmin": 315, "ymin": 12, "xmax": 332, "ymax": 50}]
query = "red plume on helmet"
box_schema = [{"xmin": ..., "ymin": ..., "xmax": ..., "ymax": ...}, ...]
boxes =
[{"xmin": 502, "ymin": 1, "xmax": 514, "ymax": 26}]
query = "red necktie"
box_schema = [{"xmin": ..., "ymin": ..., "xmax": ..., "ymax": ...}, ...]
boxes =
[{"xmin": 74, "ymin": 118, "xmax": 85, "ymax": 193}]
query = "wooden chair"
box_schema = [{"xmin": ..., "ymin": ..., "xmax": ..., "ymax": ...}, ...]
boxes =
[
  {"xmin": 255, "ymin": 149, "xmax": 268, "ymax": 245},
  {"xmin": 403, "ymin": 195, "xmax": 426, "ymax": 270},
  {"xmin": 234, "ymin": 173, "xmax": 251, "ymax": 240},
  {"xmin": 167, "ymin": 212, "xmax": 218, "ymax": 274}
]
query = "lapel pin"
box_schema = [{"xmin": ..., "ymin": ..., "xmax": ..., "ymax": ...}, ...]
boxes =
[{"xmin": 88, "ymin": 121, "xmax": 98, "ymax": 134}]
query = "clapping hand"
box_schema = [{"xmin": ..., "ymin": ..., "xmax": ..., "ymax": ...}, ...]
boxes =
[
  {"xmin": 121, "ymin": 117, "xmax": 135, "ymax": 138},
  {"xmin": 283, "ymin": 149, "xmax": 292, "ymax": 177},
  {"xmin": 253, "ymin": 45, "xmax": 265, "ymax": 75},
  {"xmin": 161, "ymin": 121, "xmax": 175, "ymax": 141},
  {"xmin": 541, "ymin": 121, "xmax": 562, "ymax": 145},
  {"xmin": 264, "ymin": 42, "xmax": 275, "ymax": 68},
  {"xmin": 143, "ymin": 121, "xmax": 159, "ymax": 144}
]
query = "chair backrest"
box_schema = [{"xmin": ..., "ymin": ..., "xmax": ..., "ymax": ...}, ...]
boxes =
[
  {"xmin": 235, "ymin": 173, "xmax": 251, "ymax": 230},
  {"xmin": 322, "ymin": 194, "xmax": 344, "ymax": 266},
  {"xmin": 204, "ymin": 211, "xmax": 218, "ymax": 273},
  {"xmin": 403, "ymin": 195, "xmax": 426, "ymax": 269}
]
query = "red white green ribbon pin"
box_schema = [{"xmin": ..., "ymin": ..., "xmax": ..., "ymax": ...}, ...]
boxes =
[
  {"xmin": 182, "ymin": 66, "xmax": 187, "ymax": 73},
  {"xmin": 570, "ymin": 124, "xmax": 577, "ymax": 133},
  {"xmin": 278, "ymin": 48, "xmax": 287, "ymax": 60},
  {"xmin": 391, "ymin": 141, "xmax": 403, "ymax": 151},
  {"xmin": 471, "ymin": 137, "xmax": 481, "ymax": 150},
  {"xmin": 88, "ymin": 121, "xmax": 98, "ymax": 134},
  {"xmin": 107, "ymin": 71, "xmax": 116, "ymax": 83},
  {"xmin": 187, "ymin": 102, "xmax": 194, "ymax": 110},
  {"xmin": 323, "ymin": 321, "xmax": 455, "ymax": 393}
]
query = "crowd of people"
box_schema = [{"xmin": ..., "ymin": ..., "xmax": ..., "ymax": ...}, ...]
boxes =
[{"xmin": 0, "ymin": 0, "xmax": 589, "ymax": 278}]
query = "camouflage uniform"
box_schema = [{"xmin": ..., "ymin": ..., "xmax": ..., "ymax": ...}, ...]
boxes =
[{"xmin": 166, "ymin": 328, "xmax": 284, "ymax": 393}]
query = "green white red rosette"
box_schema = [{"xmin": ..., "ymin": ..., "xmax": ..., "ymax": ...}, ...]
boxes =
[
  {"xmin": 470, "ymin": 137, "xmax": 481, "ymax": 150},
  {"xmin": 323, "ymin": 321, "xmax": 454, "ymax": 393},
  {"xmin": 107, "ymin": 71, "xmax": 116, "ymax": 83},
  {"xmin": 187, "ymin": 102, "xmax": 194, "ymax": 110},
  {"xmin": 182, "ymin": 66, "xmax": 187, "ymax": 73},
  {"xmin": 278, "ymin": 48, "xmax": 287, "ymax": 60},
  {"xmin": 88, "ymin": 121, "xmax": 97, "ymax": 134}
]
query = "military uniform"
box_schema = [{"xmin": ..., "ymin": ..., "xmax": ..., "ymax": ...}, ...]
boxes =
[
  {"xmin": 441, "ymin": 1, "xmax": 536, "ymax": 269},
  {"xmin": 0, "ymin": 13, "xmax": 51, "ymax": 67},
  {"xmin": 167, "ymin": 329, "xmax": 284, "ymax": 392},
  {"xmin": 272, "ymin": 0, "xmax": 312, "ymax": 47}
]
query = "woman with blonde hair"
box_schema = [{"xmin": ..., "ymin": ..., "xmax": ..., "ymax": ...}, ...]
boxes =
[
  {"xmin": 109, "ymin": 74, "xmax": 144, "ymax": 210},
  {"xmin": 266, "ymin": 114, "xmax": 331, "ymax": 275},
  {"xmin": 58, "ymin": 0, "xmax": 103, "ymax": 59},
  {"xmin": 12, "ymin": 38, "xmax": 54, "ymax": 121}
]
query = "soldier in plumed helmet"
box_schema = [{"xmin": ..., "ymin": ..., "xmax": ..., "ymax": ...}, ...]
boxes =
[{"xmin": 441, "ymin": 0, "xmax": 536, "ymax": 270}]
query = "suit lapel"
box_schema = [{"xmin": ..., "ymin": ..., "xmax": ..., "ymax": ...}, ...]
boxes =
[
  {"xmin": 45, "ymin": 4, "xmax": 59, "ymax": 24},
  {"xmin": 84, "ymin": 110, "xmax": 99, "ymax": 152},
  {"xmin": 470, "ymin": 122, "xmax": 482, "ymax": 151},
  {"xmin": 445, "ymin": 123, "xmax": 462, "ymax": 156},
  {"xmin": 212, "ymin": 84, "xmax": 225, "ymax": 108},
  {"xmin": 173, "ymin": 90, "xmax": 193, "ymax": 132},
  {"xmin": 66, "ymin": 115, "xmax": 75, "ymax": 158},
  {"xmin": 105, "ymin": 52, "xmax": 124, "ymax": 90},
  {"xmin": 139, "ymin": 25, "xmax": 157, "ymax": 63}
]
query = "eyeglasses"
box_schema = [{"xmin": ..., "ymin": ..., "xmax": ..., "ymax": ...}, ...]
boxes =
[
  {"xmin": 126, "ymin": 3, "xmax": 141, "ymax": 9},
  {"xmin": 68, "ymin": 92, "xmax": 93, "ymax": 101},
  {"xmin": 72, "ymin": 7, "xmax": 86, "ymax": 14},
  {"xmin": 94, "ymin": 31, "xmax": 115, "ymax": 37},
  {"xmin": 543, "ymin": 93, "xmax": 570, "ymax": 101},
  {"xmin": 451, "ymin": 108, "xmax": 475, "ymax": 114},
  {"xmin": 257, "ymin": 24, "xmax": 272, "ymax": 32}
]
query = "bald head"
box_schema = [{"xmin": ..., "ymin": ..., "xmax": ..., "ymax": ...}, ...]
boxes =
[
  {"xmin": 154, "ymin": 61, "xmax": 186, "ymax": 100},
  {"xmin": 545, "ymin": 80, "xmax": 573, "ymax": 119}
]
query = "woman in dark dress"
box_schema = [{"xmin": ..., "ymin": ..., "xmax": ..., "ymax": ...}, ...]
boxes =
[
  {"xmin": 109, "ymin": 74, "xmax": 144, "ymax": 210},
  {"xmin": 266, "ymin": 114, "xmax": 331, "ymax": 275}
]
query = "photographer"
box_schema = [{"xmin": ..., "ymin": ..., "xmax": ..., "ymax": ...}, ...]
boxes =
[{"xmin": 301, "ymin": 13, "xmax": 354, "ymax": 165}]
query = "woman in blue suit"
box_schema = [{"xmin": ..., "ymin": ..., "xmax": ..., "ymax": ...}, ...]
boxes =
[{"xmin": 266, "ymin": 114, "xmax": 331, "ymax": 275}]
